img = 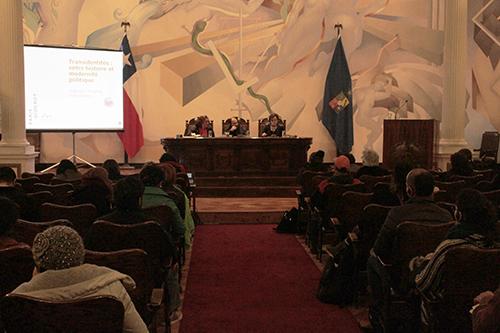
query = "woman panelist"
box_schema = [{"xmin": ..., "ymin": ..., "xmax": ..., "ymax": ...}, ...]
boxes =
[{"xmin": 261, "ymin": 113, "xmax": 284, "ymax": 137}]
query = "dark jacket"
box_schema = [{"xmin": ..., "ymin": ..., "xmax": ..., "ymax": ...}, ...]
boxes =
[
  {"xmin": 0, "ymin": 186, "xmax": 36, "ymax": 220},
  {"xmin": 373, "ymin": 198, "xmax": 453, "ymax": 263}
]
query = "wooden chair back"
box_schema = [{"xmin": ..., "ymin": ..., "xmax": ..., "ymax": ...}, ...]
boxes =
[
  {"xmin": 0, "ymin": 245, "xmax": 34, "ymax": 298},
  {"xmin": 50, "ymin": 178, "xmax": 81, "ymax": 186},
  {"xmin": 336, "ymin": 191, "xmax": 373, "ymax": 231},
  {"xmin": 15, "ymin": 176, "xmax": 40, "ymax": 193},
  {"xmin": 0, "ymin": 294, "xmax": 124, "ymax": 333},
  {"xmin": 10, "ymin": 219, "xmax": 73, "ymax": 246},
  {"xmin": 222, "ymin": 117, "xmax": 250, "ymax": 136},
  {"xmin": 449, "ymin": 174, "xmax": 486, "ymax": 188},
  {"xmin": 358, "ymin": 204, "xmax": 393, "ymax": 265},
  {"xmin": 33, "ymin": 183, "xmax": 74, "ymax": 205},
  {"xmin": 22, "ymin": 172, "xmax": 54, "ymax": 184},
  {"xmin": 482, "ymin": 189, "xmax": 500, "ymax": 206},
  {"xmin": 142, "ymin": 205, "xmax": 177, "ymax": 235},
  {"xmin": 392, "ymin": 221, "xmax": 455, "ymax": 291},
  {"xmin": 372, "ymin": 182, "xmax": 400, "ymax": 206},
  {"xmin": 258, "ymin": 116, "xmax": 286, "ymax": 137},
  {"xmin": 436, "ymin": 202, "xmax": 458, "ymax": 217},
  {"xmin": 323, "ymin": 182, "xmax": 365, "ymax": 217},
  {"xmin": 299, "ymin": 171, "xmax": 331, "ymax": 196},
  {"xmin": 427, "ymin": 247, "xmax": 500, "ymax": 333},
  {"xmin": 434, "ymin": 180, "xmax": 466, "ymax": 201},
  {"xmin": 85, "ymin": 221, "xmax": 174, "ymax": 284},
  {"xmin": 40, "ymin": 203, "xmax": 97, "ymax": 237},
  {"xmin": 359, "ymin": 175, "xmax": 392, "ymax": 192},
  {"xmin": 26, "ymin": 191, "xmax": 53, "ymax": 218},
  {"xmin": 85, "ymin": 249, "xmax": 156, "ymax": 324},
  {"xmin": 433, "ymin": 190, "xmax": 453, "ymax": 203}
]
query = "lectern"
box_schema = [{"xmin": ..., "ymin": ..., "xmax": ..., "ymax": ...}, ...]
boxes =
[{"xmin": 383, "ymin": 119, "xmax": 438, "ymax": 170}]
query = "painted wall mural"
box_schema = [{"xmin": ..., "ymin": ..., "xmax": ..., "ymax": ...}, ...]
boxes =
[{"xmin": 21, "ymin": 0, "xmax": 500, "ymax": 163}]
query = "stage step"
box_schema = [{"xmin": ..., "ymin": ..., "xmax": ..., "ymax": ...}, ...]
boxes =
[
  {"xmin": 195, "ymin": 176, "xmax": 297, "ymax": 187},
  {"xmin": 195, "ymin": 197, "xmax": 296, "ymax": 224},
  {"xmin": 194, "ymin": 185, "xmax": 298, "ymax": 197}
]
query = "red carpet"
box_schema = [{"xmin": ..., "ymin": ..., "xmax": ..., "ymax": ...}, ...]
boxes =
[{"xmin": 180, "ymin": 224, "xmax": 362, "ymax": 332}]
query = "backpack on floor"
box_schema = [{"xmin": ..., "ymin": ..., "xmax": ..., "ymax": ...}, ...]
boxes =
[
  {"xmin": 317, "ymin": 239, "xmax": 358, "ymax": 306},
  {"xmin": 275, "ymin": 208, "xmax": 299, "ymax": 233}
]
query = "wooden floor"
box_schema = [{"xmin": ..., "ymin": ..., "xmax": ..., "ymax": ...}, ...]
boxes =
[{"xmin": 195, "ymin": 197, "xmax": 297, "ymax": 224}]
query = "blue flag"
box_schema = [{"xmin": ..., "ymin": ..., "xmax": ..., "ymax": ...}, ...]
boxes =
[{"xmin": 321, "ymin": 37, "xmax": 353, "ymax": 155}]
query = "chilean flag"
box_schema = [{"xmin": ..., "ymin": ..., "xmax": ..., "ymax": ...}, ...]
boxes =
[{"xmin": 119, "ymin": 34, "xmax": 144, "ymax": 158}]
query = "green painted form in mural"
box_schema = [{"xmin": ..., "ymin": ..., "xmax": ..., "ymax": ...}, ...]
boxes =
[{"xmin": 191, "ymin": 20, "xmax": 273, "ymax": 114}]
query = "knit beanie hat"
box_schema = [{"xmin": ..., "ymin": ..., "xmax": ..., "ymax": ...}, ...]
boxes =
[{"xmin": 32, "ymin": 226, "xmax": 85, "ymax": 271}]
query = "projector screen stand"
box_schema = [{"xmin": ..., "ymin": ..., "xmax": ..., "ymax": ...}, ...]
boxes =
[{"xmin": 40, "ymin": 132, "xmax": 96, "ymax": 173}]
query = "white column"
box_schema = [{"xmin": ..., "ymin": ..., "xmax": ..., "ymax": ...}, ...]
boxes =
[
  {"xmin": 0, "ymin": 0, "xmax": 37, "ymax": 173},
  {"xmin": 435, "ymin": 0, "xmax": 468, "ymax": 169}
]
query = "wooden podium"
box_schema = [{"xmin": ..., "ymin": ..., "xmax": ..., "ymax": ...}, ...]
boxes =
[{"xmin": 383, "ymin": 119, "xmax": 438, "ymax": 170}]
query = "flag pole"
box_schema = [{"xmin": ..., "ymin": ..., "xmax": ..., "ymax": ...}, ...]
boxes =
[
  {"xmin": 121, "ymin": 21, "xmax": 132, "ymax": 169},
  {"xmin": 334, "ymin": 23, "xmax": 343, "ymax": 39}
]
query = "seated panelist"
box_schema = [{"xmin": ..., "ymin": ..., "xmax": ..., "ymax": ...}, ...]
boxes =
[
  {"xmin": 262, "ymin": 113, "xmax": 284, "ymax": 137},
  {"xmin": 228, "ymin": 117, "xmax": 243, "ymax": 137},
  {"xmin": 190, "ymin": 115, "xmax": 214, "ymax": 137}
]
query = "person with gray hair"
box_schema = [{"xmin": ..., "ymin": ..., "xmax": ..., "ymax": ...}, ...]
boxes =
[
  {"xmin": 355, "ymin": 148, "xmax": 389, "ymax": 178},
  {"xmin": 11, "ymin": 226, "xmax": 148, "ymax": 333}
]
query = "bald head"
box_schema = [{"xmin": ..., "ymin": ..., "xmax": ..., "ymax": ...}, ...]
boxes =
[{"xmin": 406, "ymin": 168, "xmax": 434, "ymax": 197}]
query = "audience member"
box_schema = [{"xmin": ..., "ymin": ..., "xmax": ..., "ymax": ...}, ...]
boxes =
[
  {"xmin": 12, "ymin": 226, "xmax": 148, "ymax": 332},
  {"xmin": 194, "ymin": 115, "xmax": 214, "ymax": 137},
  {"xmin": 367, "ymin": 169, "xmax": 453, "ymax": 321},
  {"xmin": 103, "ymin": 159, "xmax": 123, "ymax": 182},
  {"xmin": 412, "ymin": 189, "xmax": 498, "ymax": 328},
  {"xmin": 445, "ymin": 151, "xmax": 474, "ymax": 180},
  {"xmin": 0, "ymin": 197, "xmax": 24, "ymax": 249},
  {"xmin": 161, "ymin": 163, "xmax": 195, "ymax": 248},
  {"xmin": 227, "ymin": 117, "xmax": 243, "ymax": 137},
  {"xmin": 355, "ymin": 149, "xmax": 390, "ymax": 178},
  {"xmin": 100, "ymin": 176, "xmax": 154, "ymax": 225},
  {"xmin": 100, "ymin": 176, "xmax": 182, "ymax": 319},
  {"xmin": 325, "ymin": 155, "xmax": 355, "ymax": 186},
  {"xmin": 261, "ymin": 113, "xmax": 284, "ymax": 137},
  {"xmin": 471, "ymin": 284, "xmax": 500, "ymax": 333},
  {"xmin": 343, "ymin": 153, "xmax": 360, "ymax": 174},
  {"xmin": 304, "ymin": 150, "xmax": 329, "ymax": 172},
  {"xmin": 71, "ymin": 167, "xmax": 112, "ymax": 216},
  {"xmin": 54, "ymin": 159, "xmax": 81, "ymax": 181},
  {"xmin": 159, "ymin": 153, "xmax": 187, "ymax": 173},
  {"xmin": 0, "ymin": 166, "xmax": 36, "ymax": 220},
  {"xmin": 390, "ymin": 143, "xmax": 422, "ymax": 203},
  {"xmin": 139, "ymin": 164, "xmax": 185, "ymax": 240}
]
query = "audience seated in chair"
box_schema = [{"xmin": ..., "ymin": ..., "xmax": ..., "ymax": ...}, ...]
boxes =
[
  {"xmin": 159, "ymin": 152, "xmax": 187, "ymax": 173},
  {"xmin": 411, "ymin": 189, "xmax": 499, "ymax": 329},
  {"xmin": 103, "ymin": 159, "xmax": 123, "ymax": 182},
  {"xmin": 11, "ymin": 225, "xmax": 148, "ymax": 332},
  {"xmin": 54, "ymin": 159, "xmax": 81, "ymax": 182},
  {"xmin": 140, "ymin": 164, "xmax": 185, "ymax": 240},
  {"xmin": 445, "ymin": 150, "xmax": 474, "ymax": 181},
  {"xmin": 185, "ymin": 115, "xmax": 214, "ymax": 137},
  {"xmin": 0, "ymin": 197, "xmax": 26, "ymax": 250},
  {"xmin": 355, "ymin": 149, "xmax": 390, "ymax": 178},
  {"xmin": 0, "ymin": 167, "xmax": 36, "ymax": 220},
  {"xmin": 367, "ymin": 169, "xmax": 453, "ymax": 324},
  {"xmin": 260, "ymin": 113, "xmax": 285, "ymax": 137},
  {"xmin": 160, "ymin": 163, "xmax": 195, "ymax": 249},
  {"xmin": 222, "ymin": 117, "xmax": 249, "ymax": 137},
  {"xmin": 71, "ymin": 167, "xmax": 112, "ymax": 216}
]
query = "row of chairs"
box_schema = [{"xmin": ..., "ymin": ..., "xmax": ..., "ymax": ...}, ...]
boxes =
[
  {"xmin": 296, "ymin": 171, "xmax": 500, "ymax": 332},
  {"xmin": 1, "ymin": 217, "xmax": 175, "ymax": 332}
]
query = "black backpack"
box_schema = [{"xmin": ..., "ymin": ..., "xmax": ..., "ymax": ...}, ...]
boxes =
[
  {"xmin": 275, "ymin": 208, "xmax": 299, "ymax": 233},
  {"xmin": 317, "ymin": 239, "xmax": 358, "ymax": 306}
]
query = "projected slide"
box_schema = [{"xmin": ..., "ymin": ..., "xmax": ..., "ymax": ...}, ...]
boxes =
[{"xmin": 24, "ymin": 45, "xmax": 123, "ymax": 131}]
